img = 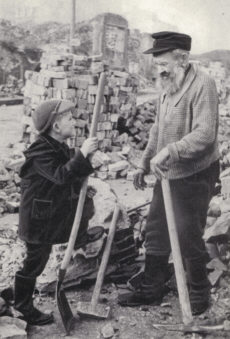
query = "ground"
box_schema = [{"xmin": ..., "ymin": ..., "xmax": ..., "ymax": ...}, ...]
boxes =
[{"xmin": 0, "ymin": 104, "xmax": 229, "ymax": 339}]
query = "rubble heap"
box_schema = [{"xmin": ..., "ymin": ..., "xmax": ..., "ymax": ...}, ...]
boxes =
[{"xmin": 22, "ymin": 52, "xmax": 139, "ymax": 152}]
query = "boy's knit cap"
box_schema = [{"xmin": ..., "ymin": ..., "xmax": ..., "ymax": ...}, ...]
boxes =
[{"xmin": 32, "ymin": 99, "xmax": 75, "ymax": 133}]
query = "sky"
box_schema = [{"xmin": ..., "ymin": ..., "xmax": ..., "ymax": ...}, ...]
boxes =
[{"xmin": 0, "ymin": 0, "xmax": 230, "ymax": 54}]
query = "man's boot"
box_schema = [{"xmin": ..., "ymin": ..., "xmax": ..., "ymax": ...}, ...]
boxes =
[
  {"xmin": 14, "ymin": 272, "xmax": 54, "ymax": 325},
  {"xmin": 186, "ymin": 257, "xmax": 210, "ymax": 315},
  {"xmin": 118, "ymin": 255, "xmax": 169, "ymax": 307}
]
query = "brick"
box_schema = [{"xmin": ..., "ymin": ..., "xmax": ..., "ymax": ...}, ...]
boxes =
[
  {"xmin": 96, "ymin": 171, "xmax": 108, "ymax": 180},
  {"xmin": 62, "ymin": 89, "xmax": 76, "ymax": 100},
  {"xmin": 110, "ymin": 114, "xmax": 119, "ymax": 122},
  {"xmin": 88, "ymin": 85, "xmax": 98, "ymax": 95},
  {"xmin": 96, "ymin": 131, "xmax": 106, "ymax": 140},
  {"xmin": 98, "ymin": 114, "xmax": 108, "ymax": 122},
  {"xmin": 24, "ymin": 70, "xmax": 33, "ymax": 80},
  {"xmin": 78, "ymin": 79, "xmax": 89, "ymax": 90},
  {"xmin": 56, "ymin": 89, "xmax": 62, "ymax": 99},
  {"xmin": 52, "ymin": 78, "xmax": 70, "ymax": 89},
  {"xmin": 47, "ymin": 87, "xmax": 53, "ymax": 99},
  {"xmin": 108, "ymin": 160, "xmax": 129, "ymax": 172},
  {"xmin": 91, "ymin": 62, "xmax": 104, "ymax": 74},
  {"xmin": 88, "ymin": 104, "xmax": 94, "ymax": 114},
  {"xmin": 127, "ymin": 171, "xmax": 136, "ymax": 181},
  {"xmin": 75, "ymin": 119, "xmax": 87, "ymax": 128},
  {"xmin": 87, "ymin": 95, "xmax": 95, "ymax": 105},
  {"xmin": 101, "ymin": 121, "xmax": 112, "ymax": 130},
  {"xmin": 101, "ymin": 138, "xmax": 112, "ymax": 150},
  {"xmin": 113, "ymin": 71, "xmax": 129, "ymax": 78},
  {"xmin": 98, "ymin": 164, "xmax": 109, "ymax": 172},
  {"xmin": 40, "ymin": 70, "xmax": 67, "ymax": 79},
  {"xmin": 108, "ymin": 171, "xmax": 118, "ymax": 179},
  {"xmin": 78, "ymin": 99, "xmax": 88, "ymax": 110},
  {"xmin": 48, "ymin": 65, "xmax": 66, "ymax": 72},
  {"xmin": 91, "ymin": 151, "xmax": 111, "ymax": 168}
]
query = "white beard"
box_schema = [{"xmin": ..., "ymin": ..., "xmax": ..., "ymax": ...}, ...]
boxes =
[{"xmin": 156, "ymin": 66, "xmax": 186, "ymax": 95}]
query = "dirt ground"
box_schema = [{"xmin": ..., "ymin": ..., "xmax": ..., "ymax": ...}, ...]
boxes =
[{"xmin": 0, "ymin": 105, "xmax": 229, "ymax": 339}]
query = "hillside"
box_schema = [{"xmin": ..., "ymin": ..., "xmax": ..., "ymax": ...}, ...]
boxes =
[{"xmin": 192, "ymin": 49, "xmax": 230, "ymax": 71}]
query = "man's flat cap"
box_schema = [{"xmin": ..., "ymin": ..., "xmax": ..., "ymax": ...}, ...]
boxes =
[{"xmin": 144, "ymin": 31, "xmax": 192, "ymax": 56}]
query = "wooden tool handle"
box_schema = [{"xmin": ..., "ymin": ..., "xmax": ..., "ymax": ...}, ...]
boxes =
[
  {"xmin": 161, "ymin": 179, "xmax": 193, "ymax": 325},
  {"xmin": 91, "ymin": 204, "xmax": 120, "ymax": 310},
  {"xmin": 61, "ymin": 72, "xmax": 106, "ymax": 270}
]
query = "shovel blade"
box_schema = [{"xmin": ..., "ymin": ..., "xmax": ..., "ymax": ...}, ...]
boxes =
[
  {"xmin": 56, "ymin": 274, "xmax": 75, "ymax": 334},
  {"xmin": 77, "ymin": 301, "xmax": 110, "ymax": 320}
]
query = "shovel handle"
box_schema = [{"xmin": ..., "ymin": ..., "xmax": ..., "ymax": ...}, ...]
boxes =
[
  {"xmin": 60, "ymin": 72, "xmax": 106, "ymax": 270},
  {"xmin": 91, "ymin": 204, "xmax": 120, "ymax": 310},
  {"xmin": 161, "ymin": 179, "xmax": 193, "ymax": 325}
]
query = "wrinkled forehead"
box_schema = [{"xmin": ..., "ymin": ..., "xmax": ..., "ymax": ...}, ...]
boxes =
[{"xmin": 153, "ymin": 52, "xmax": 175, "ymax": 66}]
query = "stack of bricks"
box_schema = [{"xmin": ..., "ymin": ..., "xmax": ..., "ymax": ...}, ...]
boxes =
[{"xmin": 22, "ymin": 51, "xmax": 139, "ymax": 152}]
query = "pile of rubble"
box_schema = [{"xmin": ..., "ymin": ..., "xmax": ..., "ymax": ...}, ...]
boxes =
[
  {"xmin": 22, "ymin": 52, "xmax": 139, "ymax": 151},
  {"xmin": 0, "ymin": 76, "xmax": 24, "ymax": 98}
]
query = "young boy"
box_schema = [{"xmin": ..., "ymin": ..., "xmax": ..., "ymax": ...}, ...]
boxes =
[{"xmin": 15, "ymin": 99, "xmax": 103, "ymax": 325}]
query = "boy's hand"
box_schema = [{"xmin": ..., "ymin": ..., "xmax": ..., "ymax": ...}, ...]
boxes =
[
  {"xmin": 80, "ymin": 137, "xmax": 98, "ymax": 157},
  {"xmin": 87, "ymin": 185, "xmax": 97, "ymax": 198}
]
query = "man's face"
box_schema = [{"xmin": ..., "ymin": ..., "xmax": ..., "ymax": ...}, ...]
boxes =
[
  {"xmin": 154, "ymin": 52, "xmax": 176, "ymax": 78},
  {"xmin": 154, "ymin": 52, "xmax": 186, "ymax": 95}
]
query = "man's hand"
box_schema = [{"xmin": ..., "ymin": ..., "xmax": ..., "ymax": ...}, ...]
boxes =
[
  {"xmin": 80, "ymin": 137, "xmax": 98, "ymax": 157},
  {"xmin": 150, "ymin": 147, "xmax": 170, "ymax": 180},
  {"xmin": 86, "ymin": 185, "xmax": 97, "ymax": 198},
  {"xmin": 133, "ymin": 168, "xmax": 146, "ymax": 190}
]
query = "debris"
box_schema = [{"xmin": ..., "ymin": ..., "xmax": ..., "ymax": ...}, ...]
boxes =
[
  {"xmin": 0, "ymin": 316, "xmax": 27, "ymax": 339},
  {"xmin": 101, "ymin": 323, "xmax": 115, "ymax": 338}
]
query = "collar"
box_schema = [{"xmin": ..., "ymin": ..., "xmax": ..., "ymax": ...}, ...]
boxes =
[{"xmin": 39, "ymin": 133, "xmax": 70, "ymax": 155}]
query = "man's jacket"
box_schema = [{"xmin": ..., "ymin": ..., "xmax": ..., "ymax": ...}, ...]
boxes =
[
  {"xmin": 19, "ymin": 134, "xmax": 94, "ymax": 244},
  {"xmin": 140, "ymin": 64, "xmax": 220, "ymax": 179}
]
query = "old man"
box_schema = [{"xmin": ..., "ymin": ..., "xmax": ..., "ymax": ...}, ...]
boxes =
[{"xmin": 119, "ymin": 31, "xmax": 220, "ymax": 315}]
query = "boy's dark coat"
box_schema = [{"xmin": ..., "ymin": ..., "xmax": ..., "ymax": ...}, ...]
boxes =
[{"xmin": 19, "ymin": 134, "xmax": 94, "ymax": 244}]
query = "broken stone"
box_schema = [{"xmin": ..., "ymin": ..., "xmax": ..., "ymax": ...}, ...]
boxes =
[
  {"xmin": 206, "ymin": 243, "xmax": 219, "ymax": 259},
  {"xmin": 5, "ymin": 157, "xmax": 25, "ymax": 172},
  {"xmin": 0, "ymin": 316, "xmax": 27, "ymax": 339},
  {"xmin": 207, "ymin": 202, "xmax": 221, "ymax": 218},
  {"xmin": 208, "ymin": 269, "xmax": 223, "ymax": 286},
  {"xmin": 219, "ymin": 198, "xmax": 230, "ymax": 213},
  {"xmin": 108, "ymin": 160, "xmax": 129, "ymax": 172},
  {"xmin": 0, "ymin": 297, "xmax": 7, "ymax": 316},
  {"xmin": 5, "ymin": 201, "xmax": 20, "ymax": 213},
  {"xmin": 126, "ymin": 171, "xmax": 135, "ymax": 181},
  {"xmin": 206, "ymin": 216, "xmax": 217, "ymax": 228},
  {"xmin": 207, "ymin": 258, "xmax": 228, "ymax": 271},
  {"xmin": 101, "ymin": 323, "xmax": 115, "ymax": 338},
  {"xmin": 91, "ymin": 151, "xmax": 111, "ymax": 169},
  {"xmin": 203, "ymin": 212, "xmax": 230, "ymax": 243}
]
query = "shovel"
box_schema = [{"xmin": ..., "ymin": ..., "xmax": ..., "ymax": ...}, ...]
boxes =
[
  {"xmin": 77, "ymin": 204, "xmax": 120, "ymax": 319},
  {"xmin": 56, "ymin": 71, "xmax": 106, "ymax": 334},
  {"xmin": 161, "ymin": 179, "xmax": 193, "ymax": 326}
]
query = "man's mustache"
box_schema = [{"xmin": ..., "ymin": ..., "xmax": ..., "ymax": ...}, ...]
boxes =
[{"xmin": 160, "ymin": 71, "xmax": 171, "ymax": 78}]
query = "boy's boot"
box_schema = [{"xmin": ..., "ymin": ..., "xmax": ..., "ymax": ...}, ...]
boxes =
[
  {"xmin": 186, "ymin": 257, "xmax": 211, "ymax": 315},
  {"xmin": 14, "ymin": 272, "xmax": 54, "ymax": 325},
  {"xmin": 118, "ymin": 255, "xmax": 169, "ymax": 307}
]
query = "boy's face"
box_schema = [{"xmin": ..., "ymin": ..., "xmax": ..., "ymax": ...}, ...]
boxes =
[{"xmin": 55, "ymin": 111, "xmax": 76, "ymax": 140}]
